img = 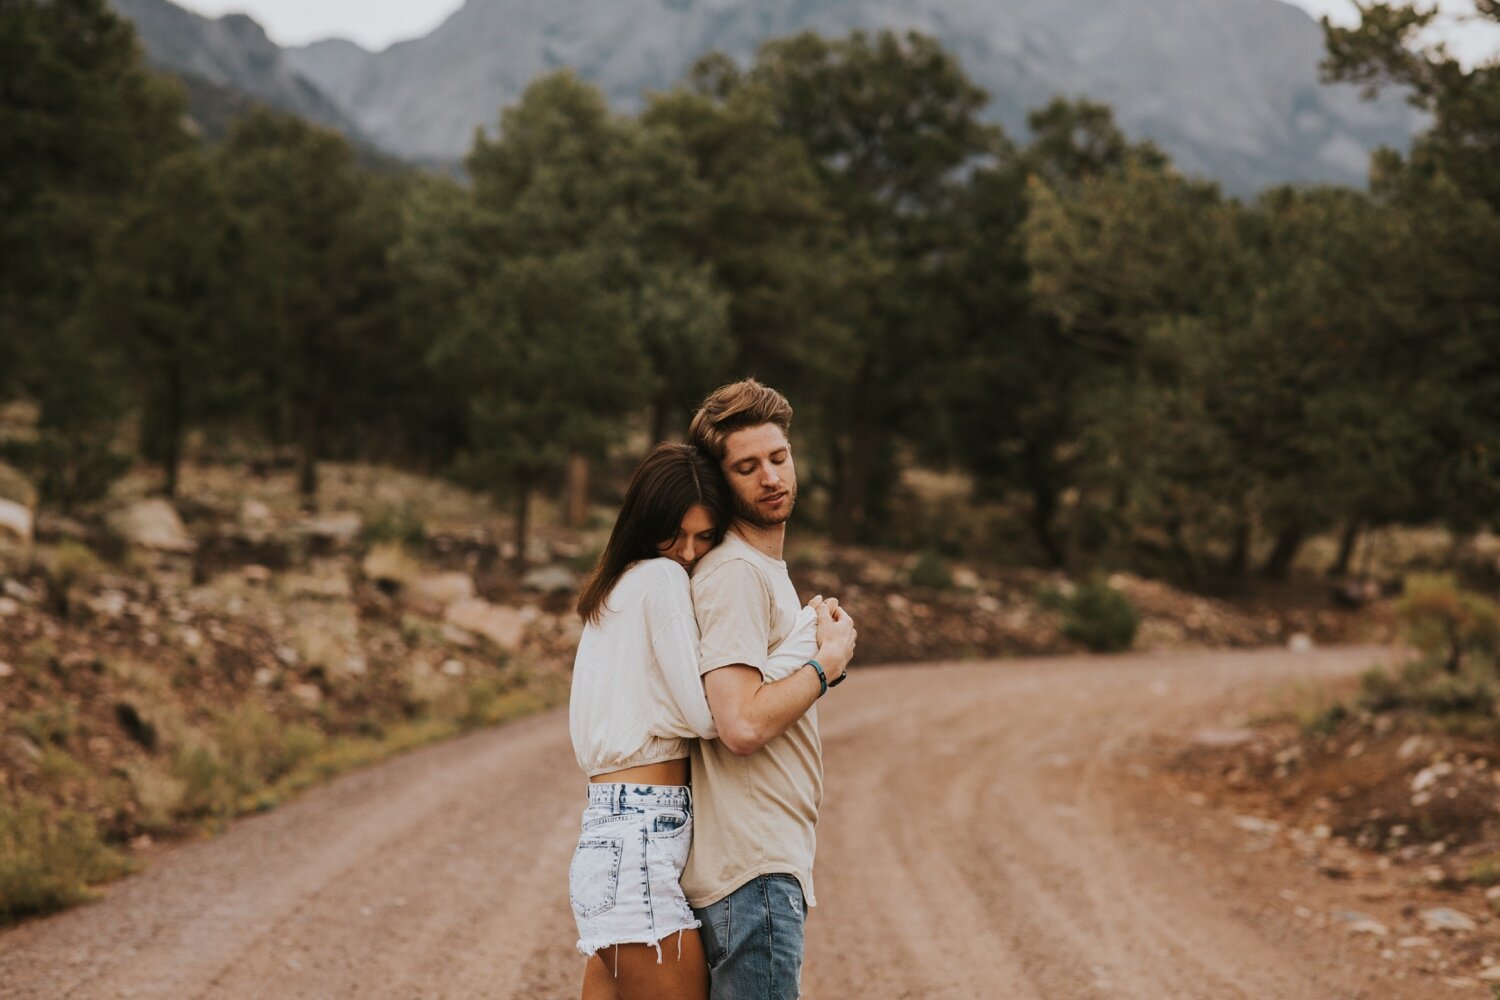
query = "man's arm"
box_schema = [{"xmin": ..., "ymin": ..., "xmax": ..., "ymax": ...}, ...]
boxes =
[{"xmin": 704, "ymin": 601, "xmax": 855, "ymax": 756}]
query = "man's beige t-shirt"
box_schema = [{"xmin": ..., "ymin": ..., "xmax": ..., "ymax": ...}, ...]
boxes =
[{"xmin": 683, "ymin": 528, "xmax": 822, "ymax": 908}]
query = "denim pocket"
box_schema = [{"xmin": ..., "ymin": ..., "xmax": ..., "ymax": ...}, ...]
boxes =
[
  {"xmin": 569, "ymin": 836, "xmax": 623, "ymax": 919},
  {"xmin": 650, "ymin": 809, "xmax": 689, "ymax": 834}
]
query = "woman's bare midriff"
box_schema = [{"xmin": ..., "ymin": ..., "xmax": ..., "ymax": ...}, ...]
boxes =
[{"xmin": 590, "ymin": 757, "xmax": 689, "ymax": 786}]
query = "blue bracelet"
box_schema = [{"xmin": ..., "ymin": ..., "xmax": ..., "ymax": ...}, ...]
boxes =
[{"xmin": 806, "ymin": 658, "xmax": 829, "ymax": 697}]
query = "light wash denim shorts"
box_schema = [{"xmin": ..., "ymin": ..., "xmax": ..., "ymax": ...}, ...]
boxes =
[{"xmin": 569, "ymin": 782, "xmax": 699, "ymax": 961}]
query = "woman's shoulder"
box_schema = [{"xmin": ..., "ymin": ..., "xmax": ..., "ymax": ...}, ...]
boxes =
[{"xmin": 611, "ymin": 558, "xmax": 690, "ymax": 605}]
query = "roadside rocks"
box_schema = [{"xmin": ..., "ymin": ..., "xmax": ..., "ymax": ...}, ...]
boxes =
[
  {"xmin": 0, "ymin": 498, "xmax": 33, "ymax": 545},
  {"xmin": 107, "ymin": 499, "xmax": 195, "ymax": 554},
  {"xmin": 443, "ymin": 599, "xmax": 534, "ymax": 653}
]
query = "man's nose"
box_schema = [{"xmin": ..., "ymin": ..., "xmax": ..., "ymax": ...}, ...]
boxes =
[{"xmin": 759, "ymin": 461, "xmax": 781, "ymax": 486}]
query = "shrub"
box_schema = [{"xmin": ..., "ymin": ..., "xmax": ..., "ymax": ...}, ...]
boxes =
[
  {"xmin": 907, "ymin": 549, "xmax": 954, "ymax": 590},
  {"xmin": 1398, "ymin": 574, "xmax": 1500, "ymax": 673},
  {"xmin": 361, "ymin": 503, "xmax": 426, "ymax": 549},
  {"xmin": 1062, "ymin": 578, "xmax": 1139, "ymax": 652},
  {"xmin": 0, "ymin": 796, "xmax": 134, "ymax": 924}
]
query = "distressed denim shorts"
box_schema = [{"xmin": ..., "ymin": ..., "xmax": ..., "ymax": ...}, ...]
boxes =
[{"xmin": 569, "ymin": 782, "xmax": 699, "ymax": 961}]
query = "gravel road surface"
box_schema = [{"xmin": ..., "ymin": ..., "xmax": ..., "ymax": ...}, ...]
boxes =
[{"xmin": 1, "ymin": 646, "xmax": 1420, "ymax": 999}]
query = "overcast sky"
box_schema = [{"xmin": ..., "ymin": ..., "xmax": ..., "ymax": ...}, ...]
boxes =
[{"xmin": 177, "ymin": 0, "xmax": 1499, "ymax": 62}]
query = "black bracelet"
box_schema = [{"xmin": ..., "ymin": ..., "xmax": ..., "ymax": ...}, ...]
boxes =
[
  {"xmin": 806, "ymin": 658, "xmax": 829, "ymax": 697},
  {"xmin": 829, "ymin": 667, "xmax": 848, "ymax": 688}
]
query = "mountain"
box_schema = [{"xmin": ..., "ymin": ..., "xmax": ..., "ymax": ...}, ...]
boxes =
[
  {"xmin": 284, "ymin": 38, "xmax": 372, "ymax": 101},
  {"xmin": 287, "ymin": 0, "xmax": 1419, "ymax": 193},
  {"xmin": 110, "ymin": 0, "xmax": 363, "ymax": 139}
]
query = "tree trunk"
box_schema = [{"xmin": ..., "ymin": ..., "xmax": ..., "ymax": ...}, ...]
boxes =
[
  {"xmin": 1166, "ymin": 513, "xmax": 1200, "ymax": 583},
  {"xmin": 1030, "ymin": 480, "xmax": 1066, "ymax": 568},
  {"xmin": 1262, "ymin": 526, "xmax": 1305, "ymax": 581},
  {"xmin": 1225, "ymin": 517, "xmax": 1252, "ymax": 578},
  {"xmin": 1329, "ymin": 519, "xmax": 1362, "ymax": 577},
  {"xmin": 162, "ymin": 361, "xmax": 183, "ymax": 499},
  {"xmin": 565, "ymin": 454, "xmax": 589, "ymax": 528},
  {"xmin": 512, "ymin": 485, "xmax": 530, "ymax": 571},
  {"xmin": 828, "ymin": 430, "xmax": 874, "ymax": 545},
  {"xmin": 297, "ymin": 401, "xmax": 319, "ymax": 510}
]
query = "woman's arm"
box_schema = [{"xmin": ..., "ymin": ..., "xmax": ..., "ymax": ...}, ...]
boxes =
[{"xmin": 646, "ymin": 563, "xmax": 718, "ymax": 740}]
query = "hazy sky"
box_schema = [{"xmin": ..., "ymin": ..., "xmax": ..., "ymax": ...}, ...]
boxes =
[{"xmin": 177, "ymin": 0, "xmax": 1499, "ymax": 62}]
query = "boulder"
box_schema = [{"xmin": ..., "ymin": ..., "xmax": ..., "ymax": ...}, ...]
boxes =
[
  {"xmin": 522, "ymin": 564, "xmax": 579, "ymax": 594},
  {"xmin": 0, "ymin": 498, "xmax": 32, "ymax": 544},
  {"xmin": 444, "ymin": 598, "xmax": 531, "ymax": 652},
  {"xmin": 408, "ymin": 571, "xmax": 476, "ymax": 610},
  {"xmin": 301, "ymin": 511, "xmax": 362, "ymax": 547},
  {"xmin": 108, "ymin": 499, "xmax": 195, "ymax": 553}
]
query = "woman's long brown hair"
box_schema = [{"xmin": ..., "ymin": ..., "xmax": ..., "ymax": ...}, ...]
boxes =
[{"xmin": 576, "ymin": 443, "xmax": 732, "ymax": 625}]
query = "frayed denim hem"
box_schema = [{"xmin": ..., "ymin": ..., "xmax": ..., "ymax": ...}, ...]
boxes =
[{"xmin": 577, "ymin": 919, "xmax": 702, "ymax": 972}]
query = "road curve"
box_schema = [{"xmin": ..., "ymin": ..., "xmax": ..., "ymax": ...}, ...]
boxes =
[{"xmin": 0, "ymin": 647, "xmax": 1415, "ymax": 1000}]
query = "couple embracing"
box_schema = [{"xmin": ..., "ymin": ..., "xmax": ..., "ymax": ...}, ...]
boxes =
[{"xmin": 567, "ymin": 378, "xmax": 858, "ymax": 999}]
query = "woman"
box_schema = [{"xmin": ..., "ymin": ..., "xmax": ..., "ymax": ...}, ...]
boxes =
[{"xmin": 567, "ymin": 443, "xmax": 840, "ymax": 1000}]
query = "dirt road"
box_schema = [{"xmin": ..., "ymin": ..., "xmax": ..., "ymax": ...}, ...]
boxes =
[{"xmin": 1, "ymin": 647, "xmax": 1426, "ymax": 999}]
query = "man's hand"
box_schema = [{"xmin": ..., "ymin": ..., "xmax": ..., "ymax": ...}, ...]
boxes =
[{"xmin": 812, "ymin": 596, "xmax": 856, "ymax": 681}]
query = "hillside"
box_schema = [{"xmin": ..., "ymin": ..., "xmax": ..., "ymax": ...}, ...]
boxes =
[
  {"xmin": 282, "ymin": 0, "xmax": 1419, "ymax": 192},
  {"xmin": 108, "ymin": 0, "xmax": 364, "ymax": 139}
]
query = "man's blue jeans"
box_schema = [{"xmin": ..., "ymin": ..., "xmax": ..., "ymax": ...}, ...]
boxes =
[{"xmin": 693, "ymin": 874, "xmax": 807, "ymax": 1000}]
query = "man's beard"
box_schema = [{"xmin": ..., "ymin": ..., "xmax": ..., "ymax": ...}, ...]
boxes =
[{"xmin": 733, "ymin": 481, "xmax": 797, "ymax": 526}]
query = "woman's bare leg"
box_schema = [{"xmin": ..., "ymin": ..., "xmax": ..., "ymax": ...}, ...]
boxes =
[
  {"xmin": 582, "ymin": 953, "xmax": 622, "ymax": 1000},
  {"xmin": 581, "ymin": 930, "xmax": 708, "ymax": 1000}
]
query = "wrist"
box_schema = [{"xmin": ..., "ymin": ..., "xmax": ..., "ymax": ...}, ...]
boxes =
[{"xmin": 814, "ymin": 644, "xmax": 848, "ymax": 678}]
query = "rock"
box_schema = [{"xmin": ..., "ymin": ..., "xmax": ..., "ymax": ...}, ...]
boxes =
[
  {"xmin": 361, "ymin": 542, "xmax": 421, "ymax": 587},
  {"xmin": 241, "ymin": 564, "xmax": 273, "ymax": 584},
  {"xmin": 1421, "ymin": 907, "xmax": 1477, "ymax": 933},
  {"xmin": 521, "ymin": 564, "xmax": 579, "ymax": 594},
  {"xmin": 440, "ymin": 622, "xmax": 478, "ymax": 649},
  {"xmin": 253, "ymin": 667, "xmax": 276, "ymax": 687},
  {"xmin": 975, "ymin": 594, "xmax": 1001, "ymax": 612},
  {"xmin": 291, "ymin": 683, "xmax": 323, "ymax": 708},
  {"xmin": 1479, "ymin": 965, "xmax": 1500, "ymax": 982},
  {"xmin": 0, "ymin": 498, "xmax": 34, "ymax": 544},
  {"xmin": 3, "ymin": 578, "xmax": 35, "ymax": 602},
  {"xmin": 1287, "ymin": 632, "xmax": 1314, "ymax": 652},
  {"xmin": 0, "ymin": 597, "xmax": 18, "ymax": 616},
  {"xmin": 1334, "ymin": 910, "xmax": 1389, "ymax": 936},
  {"xmin": 1412, "ymin": 761, "xmax": 1454, "ymax": 793},
  {"xmin": 108, "ymin": 499, "xmax": 194, "ymax": 553},
  {"xmin": 409, "ymin": 572, "xmax": 476, "ymax": 609},
  {"xmin": 301, "ymin": 511, "xmax": 362, "ymax": 546},
  {"xmin": 951, "ymin": 566, "xmax": 981, "ymax": 590},
  {"xmin": 440, "ymin": 658, "xmax": 465, "ymax": 677},
  {"xmin": 279, "ymin": 562, "xmax": 353, "ymax": 600},
  {"xmin": 444, "ymin": 598, "xmax": 529, "ymax": 652},
  {"xmin": 1192, "ymin": 728, "xmax": 1257, "ymax": 749},
  {"xmin": 0, "ymin": 661, "xmax": 13, "ymax": 678},
  {"xmin": 1232, "ymin": 815, "xmax": 1281, "ymax": 835},
  {"xmin": 1397, "ymin": 936, "xmax": 1433, "ymax": 949},
  {"xmin": 238, "ymin": 499, "xmax": 273, "ymax": 532}
]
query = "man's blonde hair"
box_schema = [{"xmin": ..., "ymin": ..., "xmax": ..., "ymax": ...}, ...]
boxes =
[{"xmin": 688, "ymin": 378, "xmax": 794, "ymax": 461}]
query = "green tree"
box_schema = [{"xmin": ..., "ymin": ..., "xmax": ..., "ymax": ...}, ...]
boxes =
[
  {"xmin": 744, "ymin": 30, "xmax": 1001, "ymax": 541},
  {"xmin": 1322, "ymin": 1, "xmax": 1500, "ymax": 537},
  {"xmin": 0, "ymin": 0, "xmax": 186, "ymax": 505},
  {"xmin": 86, "ymin": 149, "xmax": 238, "ymax": 496},
  {"xmin": 214, "ymin": 110, "xmax": 369, "ymax": 506},
  {"xmin": 425, "ymin": 72, "xmax": 651, "ymax": 565}
]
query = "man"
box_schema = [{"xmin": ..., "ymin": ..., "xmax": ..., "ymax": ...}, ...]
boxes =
[{"xmin": 684, "ymin": 378, "xmax": 857, "ymax": 998}]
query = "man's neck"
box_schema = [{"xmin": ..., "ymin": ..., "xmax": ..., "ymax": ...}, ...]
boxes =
[{"xmin": 733, "ymin": 519, "xmax": 786, "ymax": 561}]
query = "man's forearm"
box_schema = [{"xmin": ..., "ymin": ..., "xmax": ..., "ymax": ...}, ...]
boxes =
[{"xmin": 714, "ymin": 663, "xmax": 823, "ymax": 755}]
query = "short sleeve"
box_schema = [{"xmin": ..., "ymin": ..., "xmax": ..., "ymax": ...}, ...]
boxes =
[{"xmin": 691, "ymin": 558, "xmax": 773, "ymax": 677}]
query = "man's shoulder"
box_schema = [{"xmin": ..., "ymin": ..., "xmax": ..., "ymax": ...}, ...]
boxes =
[{"xmin": 693, "ymin": 533, "xmax": 771, "ymax": 589}]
